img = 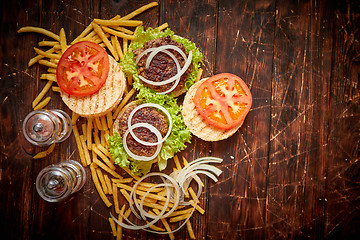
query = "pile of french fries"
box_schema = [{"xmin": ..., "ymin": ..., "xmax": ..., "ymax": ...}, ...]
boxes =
[{"xmin": 19, "ymin": 2, "xmax": 205, "ymax": 239}]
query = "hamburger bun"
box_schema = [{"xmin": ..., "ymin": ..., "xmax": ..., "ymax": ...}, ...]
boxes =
[
  {"xmin": 61, "ymin": 55, "xmax": 126, "ymax": 118},
  {"xmin": 182, "ymin": 78, "xmax": 244, "ymax": 141}
]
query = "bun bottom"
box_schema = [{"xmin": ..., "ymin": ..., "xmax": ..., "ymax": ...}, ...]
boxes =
[
  {"xmin": 61, "ymin": 55, "xmax": 126, "ymax": 118},
  {"xmin": 182, "ymin": 78, "xmax": 242, "ymax": 141}
]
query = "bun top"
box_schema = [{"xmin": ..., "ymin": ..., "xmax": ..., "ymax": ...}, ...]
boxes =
[
  {"xmin": 61, "ymin": 55, "xmax": 126, "ymax": 118},
  {"xmin": 182, "ymin": 78, "xmax": 243, "ymax": 141}
]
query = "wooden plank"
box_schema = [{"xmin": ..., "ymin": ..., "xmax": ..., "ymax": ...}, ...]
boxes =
[
  {"xmin": 209, "ymin": 0, "xmax": 274, "ymax": 239},
  {"xmin": 160, "ymin": 0, "xmax": 217, "ymax": 239},
  {"xmin": 266, "ymin": 0, "xmax": 332, "ymax": 238},
  {"xmin": 325, "ymin": 1, "xmax": 360, "ymax": 239},
  {"xmin": 0, "ymin": 1, "xmax": 40, "ymax": 239}
]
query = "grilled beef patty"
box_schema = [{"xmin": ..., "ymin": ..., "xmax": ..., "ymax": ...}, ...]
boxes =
[
  {"xmin": 134, "ymin": 36, "xmax": 193, "ymax": 94},
  {"xmin": 118, "ymin": 103, "xmax": 169, "ymax": 157}
]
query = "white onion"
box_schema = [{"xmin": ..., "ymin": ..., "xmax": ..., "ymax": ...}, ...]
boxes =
[
  {"xmin": 139, "ymin": 50, "xmax": 192, "ymax": 86},
  {"xmin": 135, "ymin": 44, "xmax": 193, "ymax": 94},
  {"xmin": 111, "ymin": 157, "xmax": 223, "ymax": 234},
  {"xmin": 123, "ymin": 103, "xmax": 173, "ymax": 161}
]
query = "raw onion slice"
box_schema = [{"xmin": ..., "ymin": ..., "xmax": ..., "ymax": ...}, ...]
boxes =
[
  {"xmin": 111, "ymin": 157, "xmax": 223, "ymax": 234},
  {"xmin": 138, "ymin": 50, "xmax": 193, "ymax": 86},
  {"xmin": 127, "ymin": 103, "xmax": 173, "ymax": 146}
]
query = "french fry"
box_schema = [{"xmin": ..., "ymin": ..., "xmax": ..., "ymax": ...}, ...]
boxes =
[
  {"xmin": 122, "ymin": 167, "xmax": 140, "ymax": 181},
  {"xmin": 157, "ymin": 22, "xmax": 168, "ymax": 31},
  {"xmin": 116, "ymin": 205, "xmax": 126, "ymax": 240},
  {"xmin": 34, "ymin": 47, "xmax": 61, "ymax": 60},
  {"xmin": 122, "ymin": 38, "xmax": 128, "ymax": 54},
  {"xmin": 111, "ymin": 26, "xmax": 134, "ymax": 35},
  {"xmin": 153, "ymin": 208, "xmax": 174, "ymax": 240},
  {"xmin": 120, "ymin": 2, "xmax": 158, "ymax": 20},
  {"xmin": 174, "ymin": 155, "xmax": 182, "ymax": 170},
  {"xmin": 110, "ymin": 35, "xmax": 119, "ymax": 61},
  {"xmin": 28, "ymin": 47, "xmax": 57, "ymax": 67},
  {"xmin": 32, "ymin": 80, "xmax": 52, "ymax": 108},
  {"xmin": 100, "ymin": 115, "xmax": 108, "ymax": 131},
  {"xmin": 52, "ymin": 86, "xmax": 61, "ymax": 92},
  {"xmin": 96, "ymin": 168, "xmax": 109, "ymax": 194},
  {"xmin": 90, "ymin": 163, "xmax": 112, "ymax": 207},
  {"xmin": 81, "ymin": 123, "xmax": 87, "ymax": 142},
  {"xmin": 72, "ymin": 125, "xmax": 87, "ymax": 166},
  {"xmin": 97, "ymin": 143, "xmax": 111, "ymax": 157},
  {"xmin": 93, "ymin": 130, "xmax": 101, "ymax": 146},
  {"xmin": 112, "ymin": 178, "xmax": 133, "ymax": 184},
  {"xmin": 71, "ymin": 112, "xmax": 80, "ymax": 125},
  {"xmin": 38, "ymin": 40, "xmax": 58, "ymax": 46},
  {"xmin": 169, "ymin": 212, "xmax": 192, "ymax": 223},
  {"xmin": 103, "ymin": 26, "xmax": 135, "ymax": 40},
  {"xmin": 106, "ymin": 110, "xmax": 113, "ymax": 130},
  {"xmin": 94, "ymin": 117, "xmax": 103, "ymax": 131},
  {"xmin": 87, "ymin": 118, "xmax": 93, "ymax": 150},
  {"xmin": 92, "ymin": 157, "xmax": 122, "ymax": 179},
  {"xmin": 104, "ymin": 174, "xmax": 113, "ymax": 194},
  {"xmin": 92, "ymin": 144, "xmax": 116, "ymax": 170},
  {"xmin": 186, "ymin": 220, "xmax": 196, "ymax": 239},
  {"xmin": 40, "ymin": 73, "xmax": 57, "ymax": 82},
  {"xmin": 93, "ymin": 19, "xmax": 143, "ymax": 27},
  {"xmin": 119, "ymin": 189, "xmax": 130, "ymax": 203},
  {"xmin": 80, "ymin": 135, "xmax": 91, "ymax": 165},
  {"xmin": 168, "ymin": 208, "xmax": 192, "ymax": 217},
  {"xmin": 113, "ymin": 35, "xmax": 124, "ymax": 60},
  {"xmin": 112, "ymin": 88, "xmax": 136, "ymax": 119},
  {"xmin": 113, "ymin": 183, "xmax": 120, "ymax": 214},
  {"xmin": 196, "ymin": 68, "xmax": 203, "ymax": 82},
  {"xmin": 109, "ymin": 217, "xmax": 117, "ymax": 237},
  {"xmin": 18, "ymin": 26, "xmax": 60, "ymax": 41},
  {"xmin": 33, "ymin": 143, "xmax": 56, "ymax": 159},
  {"xmin": 33, "ymin": 96, "xmax": 51, "ymax": 110},
  {"xmin": 59, "ymin": 28, "xmax": 67, "ymax": 53},
  {"xmin": 91, "ymin": 22, "xmax": 117, "ymax": 58},
  {"xmin": 47, "ymin": 68, "xmax": 57, "ymax": 73},
  {"xmin": 38, "ymin": 59, "xmax": 57, "ymax": 68},
  {"xmin": 189, "ymin": 200, "xmax": 205, "ymax": 214}
]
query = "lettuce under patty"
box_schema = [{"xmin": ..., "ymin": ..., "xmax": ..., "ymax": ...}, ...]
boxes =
[{"xmin": 108, "ymin": 27, "xmax": 202, "ymax": 176}]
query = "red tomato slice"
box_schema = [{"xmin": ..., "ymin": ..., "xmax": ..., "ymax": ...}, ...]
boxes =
[
  {"xmin": 194, "ymin": 73, "xmax": 252, "ymax": 130},
  {"xmin": 56, "ymin": 41, "xmax": 109, "ymax": 96}
]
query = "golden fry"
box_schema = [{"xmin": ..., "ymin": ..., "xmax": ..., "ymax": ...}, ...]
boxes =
[
  {"xmin": 71, "ymin": 112, "xmax": 80, "ymax": 125},
  {"xmin": 80, "ymin": 135, "xmax": 91, "ymax": 165},
  {"xmin": 38, "ymin": 59, "xmax": 57, "ymax": 68},
  {"xmin": 51, "ymin": 86, "xmax": 61, "ymax": 92},
  {"xmin": 102, "ymin": 26, "xmax": 134, "ymax": 40},
  {"xmin": 33, "ymin": 96, "xmax": 51, "ymax": 110},
  {"xmin": 34, "ymin": 47, "xmax": 61, "ymax": 60},
  {"xmin": 106, "ymin": 111, "xmax": 113, "ymax": 130},
  {"xmin": 113, "ymin": 183, "xmax": 120, "ymax": 214},
  {"xmin": 87, "ymin": 118, "xmax": 93, "ymax": 150},
  {"xmin": 47, "ymin": 68, "xmax": 57, "ymax": 74},
  {"xmin": 110, "ymin": 36, "xmax": 119, "ymax": 61},
  {"xmin": 153, "ymin": 208, "xmax": 174, "ymax": 240},
  {"xmin": 92, "ymin": 144, "xmax": 116, "ymax": 170},
  {"xmin": 196, "ymin": 68, "xmax": 203, "ymax": 82},
  {"xmin": 108, "ymin": 217, "xmax": 117, "ymax": 237},
  {"xmin": 18, "ymin": 26, "xmax": 60, "ymax": 41},
  {"xmin": 104, "ymin": 174, "xmax": 113, "ymax": 194},
  {"xmin": 72, "ymin": 125, "xmax": 87, "ymax": 167},
  {"xmin": 94, "ymin": 117, "xmax": 103, "ymax": 131},
  {"xmin": 91, "ymin": 22, "xmax": 117, "ymax": 58},
  {"xmin": 33, "ymin": 143, "xmax": 56, "ymax": 159},
  {"xmin": 186, "ymin": 220, "xmax": 196, "ymax": 239},
  {"xmin": 38, "ymin": 40, "xmax": 59, "ymax": 46},
  {"xmin": 92, "ymin": 157, "xmax": 122, "ymax": 179},
  {"xmin": 40, "ymin": 73, "xmax": 57, "ymax": 82},
  {"xmin": 90, "ymin": 163, "xmax": 112, "ymax": 207},
  {"xmin": 116, "ymin": 205, "xmax": 126, "ymax": 240},
  {"xmin": 32, "ymin": 80, "xmax": 52, "ymax": 108},
  {"xmin": 96, "ymin": 168, "xmax": 109, "ymax": 194},
  {"xmin": 93, "ymin": 19, "xmax": 143, "ymax": 27},
  {"xmin": 112, "ymin": 88, "xmax": 136, "ymax": 119},
  {"xmin": 120, "ymin": 2, "xmax": 158, "ymax": 20},
  {"xmin": 59, "ymin": 28, "xmax": 67, "ymax": 53},
  {"xmin": 157, "ymin": 22, "xmax": 169, "ymax": 31},
  {"xmin": 173, "ymin": 155, "xmax": 182, "ymax": 170}
]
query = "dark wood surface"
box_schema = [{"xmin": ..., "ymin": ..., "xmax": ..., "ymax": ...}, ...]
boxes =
[{"xmin": 1, "ymin": 0, "xmax": 359, "ymax": 239}]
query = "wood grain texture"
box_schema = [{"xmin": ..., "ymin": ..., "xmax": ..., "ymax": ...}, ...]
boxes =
[{"xmin": 1, "ymin": 0, "xmax": 359, "ymax": 240}]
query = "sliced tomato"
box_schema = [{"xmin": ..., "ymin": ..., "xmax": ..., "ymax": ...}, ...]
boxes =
[
  {"xmin": 56, "ymin": 41, "xmax": 109, "ymax": 96},
  {"xmin": 194, "ymin": 73, "xmax": 252, "ymax": 130}
]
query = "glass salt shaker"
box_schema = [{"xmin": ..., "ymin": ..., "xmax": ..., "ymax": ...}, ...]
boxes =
[
  {"xmin": 36, "ymin": 160, "xmax": 86, "ymax": 202},
  {"xmin": 22, "ymin": 109, "xmax": 72, "ymax": 146}
]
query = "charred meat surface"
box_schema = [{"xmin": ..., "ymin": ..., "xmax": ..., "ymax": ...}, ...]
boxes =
[
  {"xmin": 134, "ymin": 36, "xmax": 193, "ymax": 93},
  {"xmin": 118, "ymin": 104, "xmax": 169, "ymax": 157}
]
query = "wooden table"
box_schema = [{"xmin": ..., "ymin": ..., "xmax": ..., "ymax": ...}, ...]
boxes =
[{"xmin": 1, "ymin": 0, "xmax": 359, "ymax": 239}]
